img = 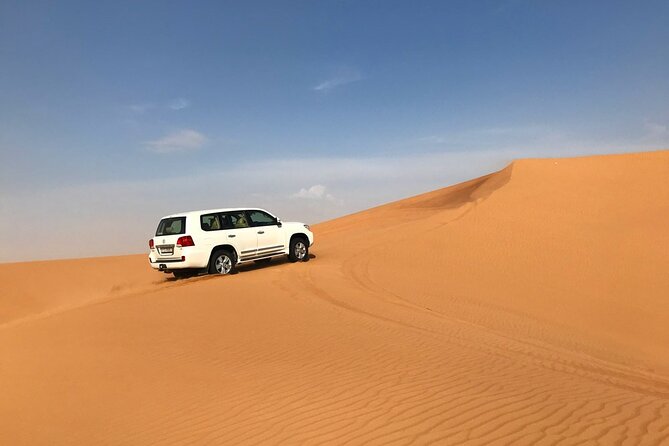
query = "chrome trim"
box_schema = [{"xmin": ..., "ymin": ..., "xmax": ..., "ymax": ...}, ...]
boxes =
[
  {"xmin": 241, "ymin": 249, "xmax": 284, "ymax": 260},
  {"xmin": 257, "ymin": 244, "xmax": 284, "ymax": 252},
  {"xmin": 239, "ymin": 251, "xmax": 285, "ymax": 262},
  {"xmin": 150, "ymin": 258, "xmax": 184, "ymax": 263},
  {"xmin": 240, "ymin": 245, "xmax": 284, "ymax": 258}
]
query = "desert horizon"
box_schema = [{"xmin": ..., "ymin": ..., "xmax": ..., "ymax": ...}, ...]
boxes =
[{"xmin": 2, "ymin": 149, "xmax": 668, "ymax": 444}]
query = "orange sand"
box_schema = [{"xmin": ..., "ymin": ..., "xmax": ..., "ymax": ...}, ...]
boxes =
[{"xmin": 1, "ymin": 150, "xmax": 668, "ymax": 444}]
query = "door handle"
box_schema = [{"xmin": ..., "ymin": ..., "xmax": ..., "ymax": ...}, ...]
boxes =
[
  {"xmin": 257, "ymin": 231, "xmax": 265, "ymax": 234},
  {"xmin": 228, "ymin": 234, "xmax": 236, "ymax": 238}
]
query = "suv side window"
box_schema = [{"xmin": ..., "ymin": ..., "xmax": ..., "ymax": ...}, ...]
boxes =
[
  {"xmin": 247, "ymin": 210, "xmax": 276, "ymax": 227},
  {"xmin": 201, "ymin": 213, "xmax": 234, "ymax": 231},
  {"xmin": 200, "ymin": 213, "xmax": 221, "ymax": 231},
  {"xmin": 218, "ymin": 213, "xmax": 233, "ymax": 229},
  {"xmin": 225, "ymin": 211, "xmax": 250, "ymax": 229}
]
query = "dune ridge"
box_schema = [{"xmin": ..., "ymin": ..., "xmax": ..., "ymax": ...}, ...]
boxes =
[{"xmin": 1, "ymin": 149, "xmax": 668, "ymax": 445}]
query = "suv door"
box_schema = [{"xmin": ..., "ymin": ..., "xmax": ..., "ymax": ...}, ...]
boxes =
[
  {"xmin": 199, "ymin": 212, "xmax": 234, "ymax": 255},
  {"xmin": 222, "ymin": 211, "xmax": 258, "ymax": 261},
  {"xmin": 246, "ymin": 210, "xmax": 284, "ymax": 257}
]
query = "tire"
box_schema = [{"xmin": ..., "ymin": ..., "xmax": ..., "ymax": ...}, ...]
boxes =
[
  {"xmin": 254, "ymin": 258, "xmax": 272, "ymax": 265},
  {"xmin": 288, "ymin": 237, "xmax": 309, "ymax": 263},
  {"xmin": 209, "ymin": 249, "xmax": 236, "ymax": 275}
]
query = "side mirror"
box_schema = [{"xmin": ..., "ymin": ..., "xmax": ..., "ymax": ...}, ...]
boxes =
[{"xmin": 276, "ymin": 218, "xmax": 282, "ymax": 228}]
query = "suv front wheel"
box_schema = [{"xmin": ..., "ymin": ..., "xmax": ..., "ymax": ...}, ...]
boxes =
[{"xmin": 288, "ymin": 237, "xmax": 309, "ymax": 262}]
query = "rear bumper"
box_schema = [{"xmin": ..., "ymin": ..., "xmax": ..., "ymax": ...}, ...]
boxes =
[{"xmin": 148, "ymin": 248, "xmax": 209, "ymax": 271}]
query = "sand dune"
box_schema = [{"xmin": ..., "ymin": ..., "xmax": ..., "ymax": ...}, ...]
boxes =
[{"xmin": 1, "ymin": 150, "xmax": 668, "ymax": 445}]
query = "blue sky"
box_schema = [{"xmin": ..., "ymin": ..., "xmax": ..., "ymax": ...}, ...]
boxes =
[{"xmin": 1, "ymin": 1, "xmax": 668, "ymax": 261}]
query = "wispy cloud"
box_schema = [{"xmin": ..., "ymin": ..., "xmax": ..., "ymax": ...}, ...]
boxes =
[
  {"xmin": 128, "ymin": 98, "xmax": 191, "ymax": 114},
  {"xmin": 168, "ymin": 98, "xmax": 191, "ymax": 111},
  {"xmin": 145, "ymin": 129, "xmax": 207, "ymax": 153},
  {"xmin": 291, "ymin": 184, "xmax": 337, "ymax": 201},
  {"xmin": 313, "ymin": 68, "xmax": 363, "ymax": 92}
]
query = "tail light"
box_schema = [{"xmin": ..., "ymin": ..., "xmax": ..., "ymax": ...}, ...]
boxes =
[
  {"xmin": 176, "ymin": 235, "xmax": 195, "ymax": 247},
  {"xmin": 149, "ymin": 239, "xmax": 154, "ymax": 249}
]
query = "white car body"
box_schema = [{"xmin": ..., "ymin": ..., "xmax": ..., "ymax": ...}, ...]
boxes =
[{"xmin": 148, "ymin": 208, "xmax": 314, "ymax": 274}]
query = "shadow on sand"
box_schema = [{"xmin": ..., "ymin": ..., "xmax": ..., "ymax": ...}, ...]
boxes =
[{"xmin": 165, "ymin": 253, "xmax": 317, "ymax": 281}]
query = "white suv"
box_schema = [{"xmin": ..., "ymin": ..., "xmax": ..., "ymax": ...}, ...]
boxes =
[{"xmin": 148, "ymin": 208, "xmax": 314, "ymax": 278}]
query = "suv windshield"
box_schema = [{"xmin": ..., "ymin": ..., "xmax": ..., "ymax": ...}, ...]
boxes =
[{"xmin": 156, "ymin": 217, "xmax": 186, "ymax": 236}]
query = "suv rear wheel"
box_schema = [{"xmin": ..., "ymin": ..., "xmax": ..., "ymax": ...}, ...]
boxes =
[
  {"xmin": 288, "ymin": 237, "xmax": 309, "ymax": 262},
  {"xmin": 209, "ymin": 249, "xmax": 236, "ymax": 275}
]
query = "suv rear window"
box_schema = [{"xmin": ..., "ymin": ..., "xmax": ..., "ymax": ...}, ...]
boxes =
[{"xmin": 156, "ymin": 217, "xmax": 186, "ymax": 236}]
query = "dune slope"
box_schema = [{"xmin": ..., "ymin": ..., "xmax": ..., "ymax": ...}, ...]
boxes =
[{"xmin": 1, "ymin": 150, "xmax": 668, "ymax": 445}]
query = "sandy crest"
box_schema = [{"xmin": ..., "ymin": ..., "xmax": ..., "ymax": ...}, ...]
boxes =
[{"xmin": 0, "ymin": 150, "xmax": 668, "ymax": 445}]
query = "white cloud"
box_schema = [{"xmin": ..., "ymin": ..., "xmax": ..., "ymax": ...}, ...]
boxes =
[
  {"xmin": 313, "ymin": 68, "xmax": 363, "ymax": 92},
  {"xmin": 145, "ymin": 129, "xmax": 207, "ymax": 153},
  {"xmin": 169, "ymin": 98, "xmax": 191, "ymax": 110},
  {"xmin": 291, "ymin": 184, "xmax": 337, "ymax": 201},
  {"xmin": 128, "ymin": 98, "xmax": 190, "ymax": 114}
]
